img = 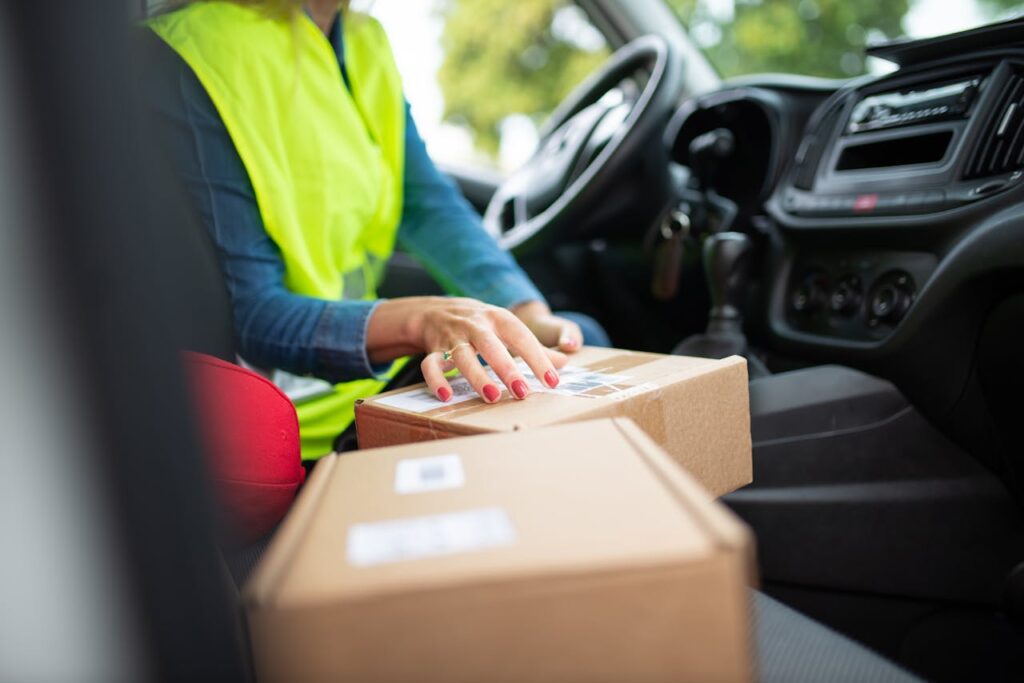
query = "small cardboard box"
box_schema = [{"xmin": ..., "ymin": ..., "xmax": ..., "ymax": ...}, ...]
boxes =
[
  {"xmin": 244, "ymin": 418, "xmax": 756, "ymax": 683},
  {"xmin": 356, "ymin": 346, "xmax": 752, "ymax": 496}
]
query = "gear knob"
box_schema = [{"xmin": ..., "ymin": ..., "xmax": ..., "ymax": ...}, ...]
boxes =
[
  {"xmin": 688, "ymin": 128, "xmax": 735, "ymax": 190},
  {"xmin": 704, "ymin": 232, "xmax": 752, "ymax": 331}
]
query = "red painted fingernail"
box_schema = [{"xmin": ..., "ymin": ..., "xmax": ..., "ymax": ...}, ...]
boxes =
[
  {"xmin": 544, "ymin": 370, "xmax": 559, "ymax": 388},
  {"xmin": 511, "ymin": 379, "xmax": 528, "ymax": 399},
  {"xmin": 482, "ymin": 384, "xmax": 501, "ymax": 402},
  {"xmin": 437, "ymin": 387, "xmax": 452, "ymax": 402}
]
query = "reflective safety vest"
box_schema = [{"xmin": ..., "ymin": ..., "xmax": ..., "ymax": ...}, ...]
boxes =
[{"xmin": 150, "ymin": 2, "xmax": 406, "ymax": 459}]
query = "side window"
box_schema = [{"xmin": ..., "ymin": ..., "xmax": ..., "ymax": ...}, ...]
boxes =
[{"xmin": 369, "ymin": 0, "xmax": 609, "ymax": 172}]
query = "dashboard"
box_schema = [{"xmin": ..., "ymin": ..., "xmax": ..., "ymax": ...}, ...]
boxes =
[
  {"xmin": 773, "ymin": 50, "xmax": 1024, "ymax": 351},
  {"xmin": 665, "ymin": 21, "xmax": 1024, "ymax": 357},
  {"xmin": 661, "ymin": 19, "xmax": 1024, "ymax": 444}
]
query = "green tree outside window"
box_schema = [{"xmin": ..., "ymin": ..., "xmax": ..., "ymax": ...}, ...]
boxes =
[
  {"xmin": 434, "ymin": 0, "xmax": 1022, "ymax": 158},
  {"xmin": 436, "ymin": 0, "xmax": 609, "ymax": 157}
]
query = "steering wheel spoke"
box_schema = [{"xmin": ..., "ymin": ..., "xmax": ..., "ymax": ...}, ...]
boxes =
[{"xmin": 483, "ymin": 35, "xmax": 682, "ymax": 254}]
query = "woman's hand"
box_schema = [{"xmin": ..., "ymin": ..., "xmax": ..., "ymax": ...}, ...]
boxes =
[
  {"xmin": 366, "ymin": 297, "xmax": 569, "ymax": 404},
  {"xmin": 510, "ymin": 300, "xmax": 584, "ymax": 353}
]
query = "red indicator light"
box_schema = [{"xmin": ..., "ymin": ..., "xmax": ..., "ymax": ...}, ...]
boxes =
[{"xmin": 853, "ymin": 194, "xmax": 879, "ymax": 212}]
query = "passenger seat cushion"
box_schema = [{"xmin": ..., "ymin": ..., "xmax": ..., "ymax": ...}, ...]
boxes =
[
  {"xmin": 754, "ymin": 591, "xmax": 921, "ymax": 682},
  {"xmin": 183, "ymin": 352, "xmax": 305, "ymax": 544}
]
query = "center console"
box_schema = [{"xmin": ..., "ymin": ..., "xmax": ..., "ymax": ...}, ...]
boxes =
[{"xmin": 785, "ymin": 249, "xmax": 936, "ymax": 341}]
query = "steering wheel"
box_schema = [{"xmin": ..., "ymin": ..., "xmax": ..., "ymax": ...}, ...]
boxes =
[{"xmin": 483, "ymin": 34, "xmax": 682, "ymax": 254}]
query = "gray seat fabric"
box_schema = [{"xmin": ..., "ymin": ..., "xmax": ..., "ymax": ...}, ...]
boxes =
[
  {"xmin": 749, "ymin": 364, "xmax": 908, "ymax": 444},
  {"xmin": 224, "ymin": 533, "xmax": 274, "ymax": 588},
  {"xmin": 755, "ymin": 591, "xmax": 922, "ymax": 682}
]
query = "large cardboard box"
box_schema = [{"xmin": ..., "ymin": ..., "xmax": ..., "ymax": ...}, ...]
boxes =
[
  {"xmin": 244, "ymin": 418, "xmax": 756, "ymax": 683},
  {"xmin": 356, "ymin": 346, "xmax": 752, "ymax": 496}
]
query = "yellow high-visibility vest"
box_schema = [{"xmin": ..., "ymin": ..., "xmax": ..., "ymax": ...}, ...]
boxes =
[{"xmin": 150, "ymin": 2, "xmax": 406, "ymax": 458}]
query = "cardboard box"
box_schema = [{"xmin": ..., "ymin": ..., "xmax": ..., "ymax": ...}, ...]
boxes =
[
  {"xmin": 356, "ymin": 346, "xmax": 752, "ymax": 496},
  {"xmin": 244, "ymin": 418, "xmax": 756, "ymax": 683}
]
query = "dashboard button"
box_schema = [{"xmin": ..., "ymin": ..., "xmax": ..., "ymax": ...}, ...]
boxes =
[
  {"xmin": 792, "ymin": 287, "xmax": 812, "ymax": 312},
  {"xmin": 791, "ymin": 271, "xmax": 828, "ymax": 315},
  {"xmin": 829, "ymin": 276, "xmax": 862, "ymax": 316},
  {"xmin": 853, "ymin": 194, "xmax": 879, "ymax": 212},
  {"xmin": 973, "ymin": 180, "xmax": 1007, "ymax": 196}
]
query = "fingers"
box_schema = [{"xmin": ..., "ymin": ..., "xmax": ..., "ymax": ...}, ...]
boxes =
[
  {"xmin": 417, "ymin": 302, "xmax": 581, "ymax": 404},
  {"xmin": 469, "ymin": 329, "xmax": 532, "ymax": 400},
  {"xmin": 450, "ymin": 341, "xmax": 503, "ymax": 403},
  {"xmin": 420, "ymin": 353, "xmax": 453, "ymax": 402},
  {"xmin": 545, "ymin": 347, "xmax": 569, "ymax": 369},
  {"xmin": 495, "ymin": 311, "xmax": 562, "ymax": 389},
  {"xmin": 557, "ymin": 321, "xmax": 583, "ymax": 352}
]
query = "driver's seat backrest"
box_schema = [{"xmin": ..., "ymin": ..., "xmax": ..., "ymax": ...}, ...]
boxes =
[{"xmin": 133, "ymin": 26, "xmax": 237, "ymax": 363}]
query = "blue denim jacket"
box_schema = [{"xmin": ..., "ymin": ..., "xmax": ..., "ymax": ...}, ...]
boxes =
[{"xmin": 146, "ymin": 16, "xmax": 546, "ymax": 383}]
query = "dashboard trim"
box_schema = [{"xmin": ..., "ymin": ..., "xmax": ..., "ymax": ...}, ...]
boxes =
[{"xmin": 766, "ymin": 193, "xmax": 1024, "ymax": 355}]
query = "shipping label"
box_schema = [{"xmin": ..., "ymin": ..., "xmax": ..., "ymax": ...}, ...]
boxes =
[
  {"xmin": 346, "ymin": 507, "xmax": 517, "ymax": 567},
  {"xmin": 374, "ymin": 361, "xmax": 632, "ymax": 414},
  {"xmin": 394, "ymin": 453, "xmax": 465, "ymax": 494}
]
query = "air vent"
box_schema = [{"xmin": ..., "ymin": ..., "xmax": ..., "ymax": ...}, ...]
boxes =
[
  {"xmin": 792, "ymin": 101, "xmax": 845, "ymax": 190},
  {"xmin": 963, "ymin": 66, "xmax": 1024, "ymax": 179}
]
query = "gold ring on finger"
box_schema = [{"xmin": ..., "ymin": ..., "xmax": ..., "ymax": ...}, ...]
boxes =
[{"xmin": 442, "ymin": 342, "xmax": 472, "ymax": 362}]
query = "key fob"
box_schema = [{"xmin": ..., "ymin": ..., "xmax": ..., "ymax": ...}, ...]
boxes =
[{"xmin": 652, "ymin": 210, "xmax": 690, "ymax": 301}]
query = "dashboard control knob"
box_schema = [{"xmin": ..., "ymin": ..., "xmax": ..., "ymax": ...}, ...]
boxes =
[
  {"xmin": 792, "ymin": 285, "xmax": 814, "ymax": 313},
  {"xmin": 870, "ymin": 284, "xmax": 900, "ymax": 318},
  {"xmin": 868, "ymin": 271, "xmax": 915, "ymax": 324},
  {"xmin": 791, "ymin": 271, "xmax": 827, "ymax": 315},
  {"xmin": 829, "ymin": 276, "xmax": 862, "ymax": 316}
]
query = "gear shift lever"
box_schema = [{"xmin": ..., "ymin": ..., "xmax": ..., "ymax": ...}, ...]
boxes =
[
  {"xmin": 686, "ymin": 128, "xmax": 738, "ymax": 233},
  {"xmin": 672, "ymin": 231, "xmax": 767, "ymax": 377},
  {"xmin": 705, "ymin": 232, "xmax": 752, "ymax": 335},
  {"xmin": 689, "ymin": 128, "xmax": 735, "ymax": 190}
]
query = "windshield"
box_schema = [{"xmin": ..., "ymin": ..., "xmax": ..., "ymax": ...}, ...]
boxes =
[{"xmin": 666, "ymin": 0, "xmax": 1024, "ymax": 78}]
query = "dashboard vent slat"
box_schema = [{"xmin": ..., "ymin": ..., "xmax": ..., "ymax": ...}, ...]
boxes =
[
  {"xmin": 964, "ymin": 66, "xmax": 1024, "ymax": 179},
  {"xmin": 984, "ymin": 77, "xmax": 1023, "ymax": 171},
  {"xmin": 1002, "ymin": 99, "xmax": 1024, "ymax": 168}
]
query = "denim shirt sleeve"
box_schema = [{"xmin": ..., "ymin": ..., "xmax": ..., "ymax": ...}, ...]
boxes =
[
  {"xmin": 143, "ymin": 42, "xmax": 386, "ymax": 383},
  {"xmin": 397, "ymin": 102, "xmax": 546, "ymax": 309}
]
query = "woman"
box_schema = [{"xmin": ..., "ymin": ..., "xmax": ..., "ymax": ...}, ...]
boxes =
[{"xmin": 146, "ymin": 0, "xmax": 608, "ymax": 458}]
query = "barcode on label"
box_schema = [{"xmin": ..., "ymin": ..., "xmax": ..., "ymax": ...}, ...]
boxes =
[
  {"xmin": 394, "ymin": 454, "xmax": 465, "ymax": 494},
  {"xmin": 418, "ymin": 463, "xmax": 446, "ymax": 481},
  {"xmin": 346, "ymin": 507, "xmax": 517, "ymax": 567}
]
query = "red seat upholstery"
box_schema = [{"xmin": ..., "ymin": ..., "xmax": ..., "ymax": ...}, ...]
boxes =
[{"xmin": 183, "ymin": 352, "xmax": 305, "ymax": 544}]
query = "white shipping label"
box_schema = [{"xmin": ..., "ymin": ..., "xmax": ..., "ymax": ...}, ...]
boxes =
[
  {"xmin": 374, "ymin": 361, "xmax": 630, "ymax": 413},
  {"xmin": 346, "ymin": 507, "xmax": 517, "ymax": 567},
  {"xmin": 374, "ymin": 377, "xmax": 480, "ymax": 412},
  {"xmin": 394, "ymin": 454, "xmax": 465, "ymax": 494},
  {"xmin": 605, "ymin": 382, "xmax": 659, "ymax": 402},
  {"xmin": 516, "ymin": 361, "xmax": 628, "ymax": 396},
  {"xmin": 549, "ymin": 368, "xmax": 629, "ymax": 396}
]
